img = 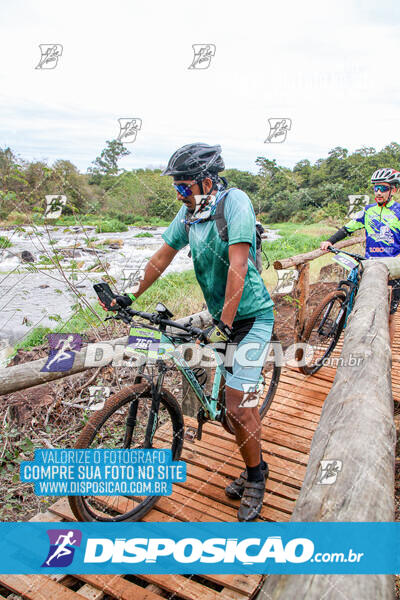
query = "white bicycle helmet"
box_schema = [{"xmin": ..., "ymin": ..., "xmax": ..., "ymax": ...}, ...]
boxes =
[{"xmin": 371, "ymin": 168, "xmax": 400, "ymax": 185}]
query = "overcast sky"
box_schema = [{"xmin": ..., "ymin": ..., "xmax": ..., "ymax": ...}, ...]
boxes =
[{"xmin": 0, "ymin": 0, "xmax": 399, "ymax": 174}]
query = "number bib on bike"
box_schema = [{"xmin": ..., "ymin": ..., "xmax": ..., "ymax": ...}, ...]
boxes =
[
  {"xmin": 126, "ymin": 327, "xmax": 162, "ymax": 359},
  {"xmin": 332, "ymin": 252, "xmax": 359, "ymax": 271},
  {"xmin": 126, "ymin": 327, "xmax": 175, "ymax": 360}
]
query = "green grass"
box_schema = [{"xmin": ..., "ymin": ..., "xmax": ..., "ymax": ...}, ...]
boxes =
[
  {"xmin": 0, "ymin": 236, "xmax": 12, "ymax": 248},
  {"xmin": 134, "ymin": 232, "xmax": 153, "ymax": 238}
]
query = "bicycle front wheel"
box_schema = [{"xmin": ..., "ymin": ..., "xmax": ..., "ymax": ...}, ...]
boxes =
[
  {"xmin": 68, "ymin": 382, "xmax": 184, "ymax": 522},
  {"xmin": 298, "ymin": 289, "xmax": 346, "ymax": 375}
]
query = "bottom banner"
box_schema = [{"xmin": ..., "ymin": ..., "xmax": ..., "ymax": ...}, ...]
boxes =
[{"xmin": 1, "ymin": 522, "xmax": 399, "ymax": 574}]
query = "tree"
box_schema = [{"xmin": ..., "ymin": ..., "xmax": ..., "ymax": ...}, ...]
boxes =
[{"xmin": 87, "ymin": 140, "xmax": 130, "ymax": 184}]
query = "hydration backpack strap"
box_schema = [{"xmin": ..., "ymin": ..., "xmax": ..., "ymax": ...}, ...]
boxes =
[
  {"xmin": 185, "ymin": 188, "xmax": 259, "ymax": 270},
  {"xmin": 211, "ymin": 188, "xmax": 258, "ymax": 269}
]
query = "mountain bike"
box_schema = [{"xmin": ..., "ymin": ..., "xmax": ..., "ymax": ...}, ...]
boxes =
[
  {"xmin": 68, "ymin": 295, "xmax": 282, "ymax": 522},
  {"xmin": 297, "ymin": 246, "xmax": 365, "ymax": 375}
]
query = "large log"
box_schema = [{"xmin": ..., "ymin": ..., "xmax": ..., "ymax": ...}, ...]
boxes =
[
  {"xmin": 273, "ymin": 234, "xmax": 365, "ymax": 270},
  {"xmin": 259, "ymin": 261, "xmax": 395, "ymax": 599},
  {"xmin": 0, "ymin": 310, "xmax": 212, "ymax": 396},
  {"xmin": 293, "ymin": 262, "xmax": 310, "ymax": 341}
]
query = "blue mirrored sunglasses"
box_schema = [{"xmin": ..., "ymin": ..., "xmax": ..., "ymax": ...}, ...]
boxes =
[
  {"xmin": 374, "ymin": 184, "xmax": 391, "ymax": 193},
  {"xmin": 173, "ymin": 183, "xmax": 195, "ymax": 198}
]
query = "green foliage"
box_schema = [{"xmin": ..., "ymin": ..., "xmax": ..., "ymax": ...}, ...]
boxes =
[
  {"xmin": 87, "ymin": 139, "xmax": 130, "ymax": 184},
  {"xmin": 95, "ymin": 219, "xmax": 128, "ymax": 233},
  {"xmin": 134, "ymin": 232, "xmax": 153, "ymax": 238},
  {"xmin": 2, "ymin": 141, "xmax": 400, "ymax": 226},
  {"xmin": 14, "ymin": 326, "xmax": 52, "ymax": 350},
  {"xmin": 0, "ymin": 235, "xmax": 12, "ymax": 248}
]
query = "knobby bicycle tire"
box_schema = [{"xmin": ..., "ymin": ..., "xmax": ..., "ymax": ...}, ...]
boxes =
[
  {"xmin": 259, "ymin": 331, "xmax": 281, "ymax": 418},
  {"xmin": 68, "ymin": 381, "xmax": 184, "ymax": 522},
  {"xmin": 299, "ymin": 289, "xmax": 346, "ymax": 375}
]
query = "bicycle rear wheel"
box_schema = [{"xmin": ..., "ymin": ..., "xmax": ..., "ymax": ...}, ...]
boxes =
[
  {"xmin": 259, "ymin": 331, "xmax": 281, "ymax": 419},
  {"xmin": 68, "ymin": 382, "xmax": 184, "ymax": 522},
  {"xmin": 298, "ymin": 290, "xmax": 346, "ymax": 375}
]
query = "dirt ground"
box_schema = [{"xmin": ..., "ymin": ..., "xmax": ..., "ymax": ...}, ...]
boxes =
[{"xmin": 0, "ymin": 280, "xmax": 399, "ymax": 596}]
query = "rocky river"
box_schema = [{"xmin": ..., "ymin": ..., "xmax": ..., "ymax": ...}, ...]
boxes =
[{"xmin": 0, "ymin": 224, "xmax": 280, "ymax": 354}]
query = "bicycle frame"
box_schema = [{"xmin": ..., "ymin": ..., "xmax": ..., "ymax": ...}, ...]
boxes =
[
  {"xmin": 337, "ymin": 266, "xmax": 362, "ymax": 329},
  {"xmin": 135, "ymin": 329, "xmax": 227, "ymax": 422}
]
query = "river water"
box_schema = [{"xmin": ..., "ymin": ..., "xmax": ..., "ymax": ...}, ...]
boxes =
[{"xmin": 0, "ymin": 224, "xmax": 280, "ymax": 349}]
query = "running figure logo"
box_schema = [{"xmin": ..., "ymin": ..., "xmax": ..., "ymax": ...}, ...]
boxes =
[
  {"xmin": 117, "ymin": 118, "xmax": 142, "ymax": 144},
  {"xmin": 274, "ymin": 269, "xmax": 298, "ymax": 294},
  {"xmin": 188, "ymin": 44, "xmax": 216, "ymax": 70},
  {"xmin": 316, "ymin": 459, "xmax": 343, "ymax": 484},
  {"xmin": 347, "ymin": 195, "xmax": 370, "ymax": 219},
  {"xmin": 35, "ymin": 44, "xmax": 63, "ymax": 70},
  {"xmin": 42, "ymin": 529, "xmax": 82, "ymax": 567},
  {"xmin": 44, "ymin": 195, "xmax": 67, "ymax": 219},
  {"xmin": 41, "ymin": 334, "xmax": 82, "ymax": 373},
  {"xmin": 264, "ymin": 118, "xmax": 292, "ymax": 143}
]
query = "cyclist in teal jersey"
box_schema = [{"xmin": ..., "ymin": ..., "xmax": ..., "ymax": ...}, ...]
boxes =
[
  {"xmin": 100, "ymin": 143, "xmax": 274, "ymax": 521},
  {"xmin": 320, "ymin": 168, "xmax": 400, "ymax": 344}
]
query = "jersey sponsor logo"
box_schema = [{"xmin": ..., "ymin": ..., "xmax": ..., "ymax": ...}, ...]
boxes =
[{"xmin": 369, "ymin": 247, "xmax": 386, "ymax": 253}]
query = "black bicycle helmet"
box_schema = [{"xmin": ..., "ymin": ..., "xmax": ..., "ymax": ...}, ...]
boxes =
[{"xmin": 161, "ymin": 143, "xmax": 225, "ymax": 180}]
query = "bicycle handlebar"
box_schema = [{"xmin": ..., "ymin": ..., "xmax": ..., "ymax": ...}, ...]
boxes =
[
  {"xmin": 109, "ymin": 306, "xmax": 207, "ymax": 341},
  {"xmin": 327, "ymin": 246, "xmax": 365, "ymax": 262}
]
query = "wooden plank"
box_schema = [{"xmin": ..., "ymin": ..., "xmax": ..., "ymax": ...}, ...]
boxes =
[
  {"xmin": 267, "ymin": 402, "xmax": 321, "ymax": 424},
  {"xmin": 157, "ymin": 430, "xmax": 306, "ymax": 488},
  {"xmin": 134, "ymin": 573, "xmax": 254, "ymax": 600},
  {"xmin": 0, "ymin": 575, "xmax": 82, "ymax": 599},
  {"xmin": 174, "ymin": 447, "xmax": 300, "ymax": 500},
  {"xmin": 175, "ymin": 440, "xmax": 305, "ymax": 487},
  {"xmin": 72, "ymin": 575, "xmax": 165, "ymax": 600},
  {"xmin": 77, "ymin": 585, "xmax": 104, "ymax": 600}
]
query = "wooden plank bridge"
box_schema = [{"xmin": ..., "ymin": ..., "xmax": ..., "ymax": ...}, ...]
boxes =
[{"xmin": 0, "ymin": 260, "xmax": 396, "ymax": 600}]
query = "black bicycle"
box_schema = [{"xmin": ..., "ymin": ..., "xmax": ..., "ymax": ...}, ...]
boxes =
[
  {"xmin": 68, "ymin": 287, "xmax": 282, "ymax": 522},
  {"xmin": 297, "ymin": 246, "xmax": 365, "ymax": 375}
]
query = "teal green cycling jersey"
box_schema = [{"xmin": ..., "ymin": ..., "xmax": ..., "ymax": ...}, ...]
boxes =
[
  {"xmin": 344, "ymin": 199, "xmax": 400, "ymax": 258},
  {"xmin": 162, "ymin": 188, "xmax": 274, "ymax": 321}
]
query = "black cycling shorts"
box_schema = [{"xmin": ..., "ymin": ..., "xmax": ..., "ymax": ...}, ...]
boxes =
[{"xmin": 388, "ymin": 279, "xmax": 400, "ymax": 315}]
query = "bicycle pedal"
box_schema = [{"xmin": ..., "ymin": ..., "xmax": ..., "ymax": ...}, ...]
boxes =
[{"xmin": 184, "ymin": 427, "xmax": 197, "ymax": 443}]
